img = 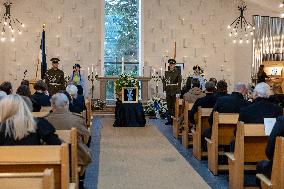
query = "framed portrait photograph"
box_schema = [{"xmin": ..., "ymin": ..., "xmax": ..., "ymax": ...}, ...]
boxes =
[{"xmin": 122, "ymin": 87, "xmax": 139, "ymax": 103}]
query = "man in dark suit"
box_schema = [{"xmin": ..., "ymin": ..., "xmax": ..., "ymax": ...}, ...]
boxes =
[
  {"xmin": 239, "ymin": 82, "xmax": 282, "ymax": 123},
  {"xmin": 189, "ymin": 81, "xmax": 216, "ymax": 125},
  {"xmin": 204, "ymin": 83, "xmax": 250, "ymax": 139},
  {"xmin": 230, "ymin": 82, "xmax": 283, "ymax": 152},
  {"xmin": 256, "ymin": 116, "xmax": 284, "ymax": 185}
]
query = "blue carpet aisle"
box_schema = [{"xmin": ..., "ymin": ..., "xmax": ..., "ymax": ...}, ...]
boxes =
[{"xmin": 84, "ymin": 116, "xmax": 229, "ymax": 189}]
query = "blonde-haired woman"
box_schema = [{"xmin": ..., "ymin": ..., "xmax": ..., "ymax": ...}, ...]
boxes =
[{"xmin": 0, "ymin": 95, "xmax": 61, "ymax": 145}]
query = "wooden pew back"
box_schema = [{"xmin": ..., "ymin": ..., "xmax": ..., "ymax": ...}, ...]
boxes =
[
  {"xmin": 192, "ymin": 107, "xmax": 212, "ymax": 160},
  {"xmin": 0, "ymin": 144, "xmax": 69, "ymax": 189},
  {"xmin": 56, "ymin": 128, "xmax": 78, "ymax": 188},
  {"xmin": 0, "ymin": 169, "xmax": 55, "ymax": 189},
  {"xmin": 182, "ymin": 102, "xmax": 194, "ymax": 148},
  {"xmin": 207, "ymin": 112, "xmax": 239, "ymax": 175},
  {"xmin": 173, "ymin": 97, "xmax": 184, "ymax": 138},
  {"xmin": 227, "ymin": 122, "xmax": 268, "ymax": 189}
]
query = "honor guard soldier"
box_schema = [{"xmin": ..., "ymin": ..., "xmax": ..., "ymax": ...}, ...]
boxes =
[
  {"xmin": 163, "ymin": 59, "xmax": 182, "ymax": 125},
  {"xmin": 45, "ymin": 58, "xmax": 65, "ymax": 96}
]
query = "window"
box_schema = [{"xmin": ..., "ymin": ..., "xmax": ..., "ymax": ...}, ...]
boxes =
[{"xmin": 104, "ymin": 0, "xmax": 140, "ymax": 100}]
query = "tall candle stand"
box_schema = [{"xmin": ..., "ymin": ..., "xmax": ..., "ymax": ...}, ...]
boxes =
[{"xmin": 88, "ymin": 72, "xmax": 98, "ymax": 99}]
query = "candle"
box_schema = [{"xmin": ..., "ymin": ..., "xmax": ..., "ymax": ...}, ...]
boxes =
[
  {"xmin": 91, "ymin": 65, "xmax": 94, "ymax": 73},
  {"xmin": 88, "ymin": 67, "xmax": 90, "ymax": 75},
  {"xmin": 153, "ymin": 68, "xmax": 156, "ymax": 77},
  {"xmin": 160, "ymin": 67, "xmax": 163, "ymax": 76},
  {"xmin": 95, "ymin": 68, "xmax": 98, "ymax": 76},
  {"xmin": 122, "ymin": 57, "xmax": 125, "ymax": 74}
]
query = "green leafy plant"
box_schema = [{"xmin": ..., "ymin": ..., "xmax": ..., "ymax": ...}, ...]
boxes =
[{"xmin": 114, "ymin": 74, "xmax": 139, "ymax": 93}]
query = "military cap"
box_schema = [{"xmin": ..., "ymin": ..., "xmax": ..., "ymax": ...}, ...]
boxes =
[
  {"xmin": 50, "ymin": 57, "xmax": 60, "ymax": 63},
  {"xmin": 73, "ymin": 63, "xmax": 81, "ymax": 68},
  {"xmin": 168, "ymin": 59, "xmax": 176, "ymax": 64}
]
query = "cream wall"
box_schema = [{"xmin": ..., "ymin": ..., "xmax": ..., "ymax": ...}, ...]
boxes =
[{"xmin": 0, "ymin": 0, "xmax": 278, "ymax": 97}]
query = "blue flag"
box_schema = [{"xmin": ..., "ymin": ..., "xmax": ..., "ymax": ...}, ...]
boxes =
[{"xmin": 41, "ymin": 27, "xmax": 47, "ymax": 79}]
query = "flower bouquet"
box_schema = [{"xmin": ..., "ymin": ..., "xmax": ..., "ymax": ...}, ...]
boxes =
[
  {"xmin": 144, "ymin": 97, "xmax": 167, "ymax": 119},
  {"xmin": 92, "ymin": 99, "xmax": 106, "ymax": 110},
  {"xmin": 114, "ymin": 74, "xmax": 139, "ymax": 99}
]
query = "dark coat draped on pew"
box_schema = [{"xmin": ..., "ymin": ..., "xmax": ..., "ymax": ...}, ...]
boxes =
[{"xmin": 239, "ymin": 98, "xmax": 283, "ymax": 123}]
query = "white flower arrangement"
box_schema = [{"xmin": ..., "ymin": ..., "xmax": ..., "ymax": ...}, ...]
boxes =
[{"xmin": 144, "ymin": 97, "xmax": 168, "ymax": 119}]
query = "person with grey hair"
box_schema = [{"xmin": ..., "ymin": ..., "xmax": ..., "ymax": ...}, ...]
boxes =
[
  {"xmin": 205, "ymin": 82, "xmax": 250, "ymax": 139},
  {"xmin": 239, "ymin": 82, "xmax": 282, "ymax": 123},
  {"xmin": 0, "ymin": 91, "xmax": 7, "ymax": 101},
  {"xmin": 45, "ymin": 93, "xmax": 91, "ymax": 188},
  {"xmin": 189, "ymin": 81, "xmax": 217, "ymax": 125}
]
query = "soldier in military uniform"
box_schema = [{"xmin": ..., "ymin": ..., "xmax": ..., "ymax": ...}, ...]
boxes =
[
  {"xmin": 162, "ymin": 59, "xmax": 182, "ymax": 125},
  {"xmin": 45, "ymin": 58, "xmax": 65, "ymax": 96}
]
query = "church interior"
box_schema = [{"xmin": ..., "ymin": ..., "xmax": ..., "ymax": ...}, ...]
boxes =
[{"xmin": 1, "ymin": 0, "xmax": 284, "ymax": 189}]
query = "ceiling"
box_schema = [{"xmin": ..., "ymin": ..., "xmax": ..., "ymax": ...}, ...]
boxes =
[{"xmin": 247, "ymin": 0, "xmax": 282, "ymax": 13}]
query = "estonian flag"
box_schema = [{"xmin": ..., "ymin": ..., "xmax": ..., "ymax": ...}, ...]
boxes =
[{"xmin": 40, "ymin": 25, "xmax": 47, "ymax": 80}]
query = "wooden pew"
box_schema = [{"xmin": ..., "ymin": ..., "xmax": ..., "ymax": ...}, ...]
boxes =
[
  {"xmin": 256, "ymin": 137, "xmax": 284, "ymax": 189},
  {"xmin": 0, "ymin": 169, "xmax": 55, "ymax": 189},
  {"xmin": 85, "ymin": 98, "xmax": 93, "ymax": 129},
  {"xmin": 56, "ymin": 128, "xmax": 78, "ymax": 189},
  {"xmin": 192, "ymin": 107, "xmax": 212, "ymax": 160},
  {"xmin": 32, "ymin": 111, "xmax": 49, "ymax": 118},
  {"xmin": 206, "ymin": 112, "xmax": 239, "ymax": 175},
  {"xmin": 182, "ymin": 101, "xmax": 194, "ymax": 148},
  {"xmin": 0, "ymin": 144, "xmax": 75, "ymax": 189},
  {"xmin": 172, "ymin": 97, "xmax": 184, "ymax": 138},
  {"xmin": 226, "ymin": 122, "xmax": 268, "ymax": 189},
  {"xmin": 41, "ymin": 106, "xmax": 52, "ymax": 113}
]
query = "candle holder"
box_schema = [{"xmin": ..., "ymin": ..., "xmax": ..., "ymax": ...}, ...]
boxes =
[
  {"xmin": 88, "ymin": 72, "xmax": 98, "ymax": 99},
  {"xmin": 151, "ymin": 71, "xmax": 162, "ymax": 97}
]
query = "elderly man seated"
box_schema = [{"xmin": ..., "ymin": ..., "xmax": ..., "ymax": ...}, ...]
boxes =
[
  {"xmin": 45, "ymin": 93, "xmax": 91, "ymax": 189},
  {"xmin": 239, "ymin": 82, "xmax": 282, "ymax": 123}
]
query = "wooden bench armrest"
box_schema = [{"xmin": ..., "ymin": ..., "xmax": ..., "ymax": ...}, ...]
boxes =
[
  {"xmin": 69, "ymin": 183, "xmax": 76, "ymax": 189},
  {"xmin": 205, "ymin": 137, "xmax": 212, "ymax": 144},
  {"xmin": 256, "ymin": 174, "xmax": 272, "ymax": 188},
  {"xmin": 225, "ymin": 152, "xmax": 235, "ymax": 161}
]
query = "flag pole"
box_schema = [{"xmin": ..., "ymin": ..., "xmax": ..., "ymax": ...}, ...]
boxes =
[
  {"xmin": 173, "ymin": 42, "xmax": 176, "ymax": 60},
  {"xmin": 35, "ymin": 24, "xmax": 45, "ymax": 79}
]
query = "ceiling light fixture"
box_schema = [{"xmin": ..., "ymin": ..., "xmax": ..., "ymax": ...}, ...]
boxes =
[
  {"xmin": 227, "ymin": 0, "xmax": 254, "ymax": 44},
  {"xmin": 0, "ymin": 1, "xmax": 25, "ymax": 42}
]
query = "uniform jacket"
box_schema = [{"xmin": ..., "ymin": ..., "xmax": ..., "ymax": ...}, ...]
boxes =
[
  {"xmin": 45, "ymin": 109, "xmax": 91, "ymax": 166},
  {"xmin": 45, "ymin": 68, "xmax": 65, "ymax": 96},
  {"xmin": 189, "ymin": 93, "xmax": 217, "ymax": 124},
  {"xmin": 0, "ymin": 118, "xmax": 61, "ymax": 145},
  {"xmin": 239, "ymin": 97, "xmax": 283, "ymax": 123},
  {"xmin": 162, "ymin": 68, "xmax": 182, "ymax": 96},
  {"xmin": 183, "ymin": 87, "xmax": 205, "ymax": 103},
  {"xmin": 208, "ymin": 92, "xmax": 250, "ymax": 126}
]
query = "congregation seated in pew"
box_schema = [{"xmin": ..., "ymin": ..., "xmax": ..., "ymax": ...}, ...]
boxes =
[
  {"xmin": 0, "ymin": 81, "xmax": 12, "ymax": 95},
  {"xmin": 44, "ymin": 93, "xmax": 92, "ymax": 188},
  {"xmin": 16, "ymin": 84, "xmax": 41, "ymax": 112},
  {"xmin": 189, "ymin": 81, "xmax": 217, "ymax": 125},
  {"xmin": 183, "ymin": 78, "xmax": 205, "ymax": 103},
  {"xmin": 213, "ymin": 80, "xmax": 228, "ymax": 99},
  {"xmin": 0, "ymin": 94, "xmax": 61, "ymax": 145},
  {"xmin": 230, "ymin": 82, "xmax": 283, "ymax": 151},
  {"xmin": 31, "ymin": 80, "xmax": 51, "ymax": 107},
  {"xmin": 204, "ymin": 82, "xmax": 250, "ymax": 140},
  {"xmin": 66, "ymin": 84, "xmax": 86, "ymax": 114}
]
